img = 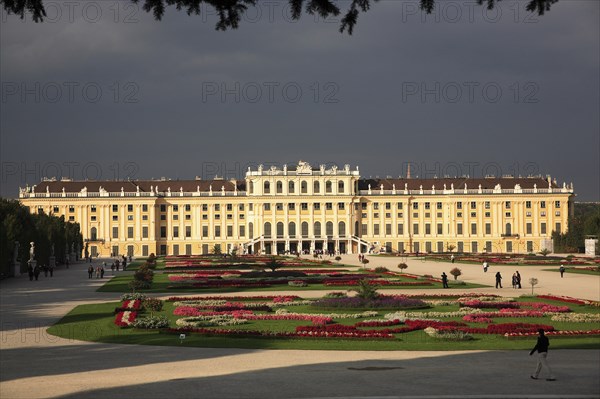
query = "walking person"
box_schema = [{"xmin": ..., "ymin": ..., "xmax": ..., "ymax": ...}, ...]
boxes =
[
  {"xmin": 33, "ymin": 265, "xmax": 40, "ymax": 281},
  {"xmin": 450, "ymin": 254, "xmax": 455, "ymax": 264},
  {"xmin": 483, "ymin": 261, "xmax": 488, "ymax": 273},
  {"xmin": 512, "ymin": 272, "xmax": 518, "ymax": 289},
  {"xmin": 87, "ymin": 266, "xmax": 93, "ymax": 279},
  {"xmin": 530, "ymin": 329, "xmax": 556, "ymax": 381},
  {"xmin": 28, "ymin": 265, "xmax": 34, "ymax": 281},
  {"xmin": 100, "ymin": 265, "xmax": 105, "ymax": 278},
  {"xmin": 516, "ymin": 271, "xmax": 522, "ymax": 289},
  {"xmin": 559, "ymin": 264, "xmax": 565, "ymax": 278},
  {"xmin": 49, "ymin": 265, "xmax": 54, "ymax": 277},
  {"xmin": 495, "ymin": 271, "xmax": 502, "ymax": 288},
  {"xmin": 441, "ymin": 272, "xmax": 449, "ymax": 289}
]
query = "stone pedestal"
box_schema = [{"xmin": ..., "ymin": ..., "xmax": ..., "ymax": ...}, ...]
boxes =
[
  {"xmin": 585, "ymin": 239, "xmax": 598, "ymax": 256},
  {"xmin": 49, "ymin": 256, "xmax": 56, "ymax": 268},
  {"xmin": 13, "ymin": 262, "xmax": 22, "ymax": 277}
]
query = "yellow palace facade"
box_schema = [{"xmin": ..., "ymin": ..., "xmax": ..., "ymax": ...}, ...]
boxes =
[{"xmin": 18, "ymin": 161, "xmax": 575, "ymax": 257}]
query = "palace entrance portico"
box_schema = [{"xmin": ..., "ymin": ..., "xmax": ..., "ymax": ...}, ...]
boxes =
[{"xmin": 245, "ymin": 236, "xmax": 367, "ymax": 255}]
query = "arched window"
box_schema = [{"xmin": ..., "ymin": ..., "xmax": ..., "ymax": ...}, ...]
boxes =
[
  {"xmin": 249, "ymin": 181, "xmax": 254, "ymax": 194},
  {"xmin": 277, "ymin": 222, "xmax": 284, "ymax": 238},
  {"xmin": 354, "ymin": 221, "xmax": 359, "ymax": 236},
  {"xmin": 338, "ymin": 181, "xmax": 344, "ymax": 193},
  {"xmin": 325, "ymin": 180, "xmax": 332, "ymax": 193},
  {"xmin": 314, "ymin": 222, "xmax": 321, "ymax": 237},
  {"xmin": 90, "ymin": 227, "xmax": 97, "ymax": 241},
  {"xmin": 288, "ymin": 181, "xmax": 295, "ymax": 193},
  {"xmin": 249, "ymin": 222, "xmax": 254, "ymax": 239},
  {"xmin": 264, "ymin": 181, "xmax": 270, "ymax": 194},
  {"xmin": 289, "ymin": 222, "xmax": 296, "ymax": 237},
  {"xmin": 326, "ymin": 221, "xmax": 333, "ymax": 237},
  {"xmin": 276, "ymin": 181, "xmax": 283, "ymax": 194},
  {"xmin": 313, "ymin": 181, "xmax": 320, "ymax": 194},
  {"xmin": 301, "ymin": 222, "xmax": 309, "ymax": 238},
  {"xmin": 301, "ymin": 181, "xmax": 308, "ymax": 194},
  {"xmin": 264, "ymin": 222, "xmax": 272, "ymax": 238},
  {"xmin": 505, "ymin": 223, "xmax": 512, "ymax": 236},
  {"xmin": 338, "ymin": 221, "xmax": 346, "ymax": 237}
]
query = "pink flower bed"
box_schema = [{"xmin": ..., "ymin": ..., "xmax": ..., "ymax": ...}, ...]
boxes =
[
  {"xmin": 463, "ymin": 310, "xmax": 544, "ymax": 323},
  {"xmin": 520, "ymin": 303, "xmax": 571, "ymax": 313},
  {"xmin": 536, "ymin": 295, "xmax": 588, "ymax": 306},
  {"xmin": 167, "ymin": 326, "xmax": 393, "ymax": 339},
  {"xmin": 323, "ymin": 280, "xmax": 433, "ymax": 287}
]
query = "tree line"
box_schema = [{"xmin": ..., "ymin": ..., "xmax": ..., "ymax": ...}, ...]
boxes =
[
  {"xmin": 552, "ymin": 202, "xmax": 600, "ymax": 253},
  {"xmin": 0, "ymin": 198, "xmax": 83, "ymax": 277}
]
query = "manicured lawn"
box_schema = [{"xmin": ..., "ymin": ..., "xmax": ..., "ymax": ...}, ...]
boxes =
[{"xmin": 48, "ymin": 295, "xmax": 600, "ymax": 351}]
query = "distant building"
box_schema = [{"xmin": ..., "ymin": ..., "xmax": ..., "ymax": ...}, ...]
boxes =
[{"xmin": 18, "ymin": 161, "xmax": 574, "ymax": 257}]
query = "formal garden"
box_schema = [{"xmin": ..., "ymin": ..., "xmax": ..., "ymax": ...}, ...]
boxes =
[
  {"xmin": 97, "ymin": 255, "xmax": 485, "ymax": 293},
  {"xmin": 48, "ymin": 286, "xmax": 600, "ymax": 351}
]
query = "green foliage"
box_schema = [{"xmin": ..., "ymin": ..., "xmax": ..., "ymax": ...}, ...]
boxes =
[
  {"xmin": 128, "ymin": 280, "xmax": 149, "ymax": 292},
  {"xmin": 374, "ymin": 266, "xmax": 389, "ymax": 273},
  {"xmin": 265, "ymin": 257, "xmax": 283, "ymax": 272},
  {"xmin": 142, "ymin": 297, "xmax": 164, "ymax": 315},
  {"xmin": 449, "ymin": 267, "xmax": 462, "ymax": 280},
  {"xmin": 553, "ymin": 203, "xmax": 600, "ymax": 253},
  {"xmin": 212, "ymin": 244, "xmax": 222, "ymax": 255},
  {"xmin": 397, "ymin": 262, "xmax": 408, "ymax": 271},
  {"xmin": 351, "ymin": 278, "xmax": 379, "ymax": 300},
  {"xmin": 132, "ymin": 315, "xmax": 169, "ymax": 329},
  {"xmin": 0, "ymin": 198, "xmax": 83, "ymax": 276},
  {"xmin": 539, "ymin": 248, "xmax": 551, "ymax": 257},
  {"xmin": 335, "ymin": 256, "xmax": 342, "ymax": 262}
]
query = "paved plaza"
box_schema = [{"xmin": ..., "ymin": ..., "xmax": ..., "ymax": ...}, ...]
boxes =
[{"xmin": 1, "ymin": 255, "xmax": 599, "ymax": 399}]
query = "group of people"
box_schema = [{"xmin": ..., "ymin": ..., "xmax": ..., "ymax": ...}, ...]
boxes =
[
  {"xmin": 27, "ymin": 264, "xmax": 54, "ymax": 281},
  {"xmin": 87, "ymin": 265, "xmax": 105, "ymax": 279}
]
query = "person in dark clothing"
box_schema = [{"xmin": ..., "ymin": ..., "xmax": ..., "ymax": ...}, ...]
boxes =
[
  {"xmin": 49, "ymin": 266, "xmax": 54, "ymax": 277},
  {"xmin": 33, "ymin": 266, "xmax": 40, "ymax": 280},
  {"xmin": 28, "ymin": 265, "xmax": 34, "ymax": 281},
  {"xmin": 441, "ymin": 272, "xmax": 449, "ymax": 288},
  {"xmin": 87, "ymin": 266, "xmax": 94, "ymax": 279},
  {"xmin": 495, "ymin": 272, "xmax": 502, "ymax": 288},
  {"xmin": 516, "ymin": 271, "xmax": 522, "ymax": 289},
  {"xmin": 559, "ymin": 265, "xmax": 565, "ymax": 278},
  {"xmin": 530, "ymin": 329, "xmax": 556, "ymax": 381}
]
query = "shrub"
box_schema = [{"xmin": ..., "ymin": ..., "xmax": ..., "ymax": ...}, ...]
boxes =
[
  {"xmin": 374, "ymin": 266, "xmax": 389, "ymax": 273},
  {"xmin": 335, "ymin": 256, "xmax": 342, "ymax": 262},
  {"xmin": 448, "ymin": 280, "xmax": 466, "ymax": 286},
  {"xmin": 352, "ymin": 279, "xmax": 379, "ymax": 300},
  {"xmin": 288, "ymin": 280, "xmax": 308, "ymax": 287},
  {"xmin": 539, "ymin": 249, "xmax": 551, "ymax": 257},
  {"xmin": 120, "ymin": 293, "xmax": 147, "ymax": 301},
  {"xmin": 265, "ymin": 258, "xmax": 284, "ymax": 272},
  {"xmin": 132, "ymin": 315, "xmax": 169, "ymax": 329},
  {"xmin": 143, "ymin": 297, "xmax": 164, "ymax": 315},
  {"xmin": 397, "ymin": 263, "xmax": 408, "ymax": 271},
  {"xmin": 529, "ymin": 277, "xmax": 539, "ymax": 295},
  {"xmin": 449, "ymin": 267, "xmax": 462, "ymax": 280},
  {"xmin": 128, "ymin": 280, "xmax": 150, "ymax": 291}
]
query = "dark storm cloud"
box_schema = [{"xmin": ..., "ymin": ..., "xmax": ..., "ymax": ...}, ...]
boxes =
[{"xmin": 1, "ymin": 0, "xmax": 598, "ymax": 199}]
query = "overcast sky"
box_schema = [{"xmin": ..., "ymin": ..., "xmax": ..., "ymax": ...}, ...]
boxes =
[{"xmin": 1, "ymin": 0, "xmax": 598, "ymax": 200}]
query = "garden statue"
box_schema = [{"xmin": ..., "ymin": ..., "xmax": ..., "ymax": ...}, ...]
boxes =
[{"xmin": 29, "ymin": 242, "xmax": 35, "ymax": 262}]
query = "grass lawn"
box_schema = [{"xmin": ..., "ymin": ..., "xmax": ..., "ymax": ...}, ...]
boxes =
[{"xmin": 47, "ymin": 296, "xmax": 600, "ymax": 351}]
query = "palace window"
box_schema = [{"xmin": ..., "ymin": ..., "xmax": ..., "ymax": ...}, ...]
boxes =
[
  {"xmin": 289, "ymin": 181, "xmax": 295, "ymax": 193},
  {"xmin": 505, "ymin": 201, "xmax": 511, "ymax": 209},
  {"xmin": 413, "ymin": 202, "xmax": 419, "ymax": 210},
  {"xmin": 127, "ymin": 204, "xmax": 133, "ymax": 212},
  {"xmin": 541, "ymin": 223, "xmax": 547, "ymax": 234},
  {"xmin": 173, "ymin": 205, "xmax": 179, "ymax": 212},
  {"xmin": 227, "ymin": 226, "xmax": 233, "ymax": 237},
  {"xmin": 313, "ymin": 181, "xmax": 320, "ymax": 193},
  {"xmin": 456, "ymin": 202, "xmax": 462, "ymax": 210},
  {"xmin": 471, "ymin": 223, "xmax": 477, "ymax": 235},
  {"xmin": 397, "ymin": 203, "xmax": 403, "ymax": 210},
  {"xmin": 314, "ymin": 203, "xmax": 321, "ymax": 210},
  {"xmin": 425, "ymin": 223, "xmax": 431, "ymax": 235},
  {"xmin": 173, "ymin": 227, "xmax": 179, "ymax": 238},
  {"xmin": 215, "ymin": 204, "xmax": 220, "ymax": 211},
  {"xmin": 90, "ymin": 205, "xmax": 96, "ymax": 212},
  {"xmin": 264, "ymin": 181, "xmax": 271, "ymax": 194},
  {"xmin": 226, "ymin": 204, "xmax": 232, "ymax": 211},
  {"xmin": 276, "ymin": 181, "xmax": 283, "ymax": 194},
  {"xmin": 485, "ymin": 223, "xmax": 491, "ymax": 235},
  {"xmin": 555, "ymin": 201, "xmax": 561, "ymax": 208},
  {"xmin": 113, "ymin": 205, "xmax": 118, "ymax": 212},
  {"xmin": 485, "ymin": 201, "xmax": 490, "ymax": 209},
  {"xmin": 386, "ymin": 224, "xmax": 392, "ymax": 235},
  {"xmin": 437, "ymin": 223, "xmax": 443, "ymax": 234},
  {"xmin": 338, "ymin": 181, "xmax": 344, "ymax": 193},
  {"xmin": 301, "ymin": 181, "xmax": 308, "ymax": 194},
  {"xmin": 202, "ymin": 204, "xmax": 208, "ymax": 211},
  {"xmin": 374, "ymin": 224, "xmax": 380, "ymax": 235},
  {"xmin": 288, "ymin": 203, "xmax": 295, "ymax": 210},
  {"xmin": 526, "ymin": 223, "xmax": 532, "ymax": 235},
  {"xmin": 160, "ymin": 226, "xmax": 166, "ymax": 238},
  {"xmin": 264, "ymin": 203, "xmax": 271, "ymax": 211},
  {"xmin": 385, "ymin": 202, "xmax": 391, "ymax": 210},
  {"xmin": 53, "ymin": 206, "xmax": 60, "ymax": 213},
  {"xmin": 470, "ymin": 201, "xmax": 476, "ymax": 209},
  {"xmin": 276, "ymin": 203, "xmax": 283, "ymax": 211},
  {"xmin": 526, "ymin": 201, "xmax": 532, "ymax": 209},
  {"xmin": 540, "ymin": 201, "xmax": 546, "ymax": 208},
  {"xmin": 457, "ymin": 223, "xmax": 463, "ymax": 235},
  {"xmin": 424, "ymin": 202, "xmax": 430, "ymax": 210},
  {"xmin": 413, "ymin": 224, "xmax": 419, "ymax": 235},
  {"xmin": 301, "ymin": 203, "xmax": 308, "ymax": 210},
  {"xmin": 127, "ymin": 227, "xmax": 134, "ymax": 239},
  {"xmin": 338, "ymin": 203, "xmax": 345, "ymax": 210},
  {"xmin": 215, "ymin": 226, "xmax": 221, "ymax": 237},
  {"xmin": 397, "ymin": 223, "xmax": 404, "ymax": 235},
  {"xmin": 325, "ymin": 181, "xmax": 332, "ymax": 193},
  {"xmin": 239, "ymin": 204, "xmax": 244, "ymax": 211},
  {"xmin": 470, "ymin": 212, "xmax": 476, "ymax": 217},
  {"xmin": 142, "ymin": 204, "xmax": 148, "ymax": 212}
]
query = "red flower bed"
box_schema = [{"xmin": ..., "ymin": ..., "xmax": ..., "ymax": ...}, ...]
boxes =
[
  {"xmin": 168, "ymin": 295, "xmax": 301, "ymax": 302},
  {"xmin": 442, "ymin": 323, "xmax": 555, "ymax": 335},
  {"xmin": 114, "ymin": 311, "xmax": 138, "ymax": 327},
  {"xmin": 505, "ymin": 329, "xmax": 600, "ymax": 338},
  {"xmin": 520, "ymin": 303, "xmax": 570, "ymax": 313},
  {"xmin": 323, "ymin": 280, "xmax": 433, "ymax": 287},
  {"xmin": 459, "ymin": 300, "xmax": 520, "ymax": 309},
  {"xmin": 536, "ymin": 295, "xmax": 587, "ymax": 305},
  {"xmin": 167, "ymin": 326, "xmax": 393, "ymax": 339}
]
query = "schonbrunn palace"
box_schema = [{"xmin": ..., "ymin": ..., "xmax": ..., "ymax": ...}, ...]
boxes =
[{"xmin": 18, "ymin": 161, "xmax": 575, "ymax": 257}]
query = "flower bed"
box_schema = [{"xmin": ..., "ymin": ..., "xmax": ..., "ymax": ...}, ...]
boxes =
[
  {"xmin": 313, "ymin": 296, "xmax": 428, "ymax": 309},
  {"xmin": 459, "ymin": 300, "xmax": 520, "ymax": 309},
  {"xmin": 114, "ymin": 310, "xmax": 138, "ymax": 327},
  {"xmin": 505, "ymin": 330, "xmax": 600, "ymax": 339}
]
